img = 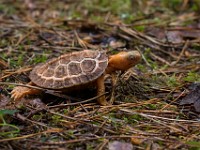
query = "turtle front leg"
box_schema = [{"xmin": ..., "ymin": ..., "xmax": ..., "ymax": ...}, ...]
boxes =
[
  {"xmin": 109, "ymin": 73, "xmax": 118, "ymax": 104},
  {"xmin": 96, "ymin": 75, "xmax": 109, "ymax": 106},
  {"xmin": 11, "ymin": 82, "xmax": 42, "ymax": 101}
]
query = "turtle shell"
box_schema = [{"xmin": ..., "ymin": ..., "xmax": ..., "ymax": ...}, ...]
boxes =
[{"xmin": 29, "ymin": 50, "xmax": 108, "ymax": 89}]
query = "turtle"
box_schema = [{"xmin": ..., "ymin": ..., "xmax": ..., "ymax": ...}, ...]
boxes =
[{"xmin": 11, "ymin": 50, "xmax": 141, "ymax": 105}]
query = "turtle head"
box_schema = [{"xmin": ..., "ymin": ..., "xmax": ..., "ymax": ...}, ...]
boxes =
[{"xmin": 106, "ymin": 50, "xmax": 141, "ymax": 73}]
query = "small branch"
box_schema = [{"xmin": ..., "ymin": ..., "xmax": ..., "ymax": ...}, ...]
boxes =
[
  {"xmin": 48, "ymin": 92, "xmax": 109, "ymax": 108},
  {"xmin": 0, "ymin": 81, "xmax": 45, "ymax": 91},
  {"xmin": 171, "ymin": 40, "xmax": 189, "ymax": 66},
  {"xmin": 120, "ymin": 108, "xmax": 200, "ymax": 123}
]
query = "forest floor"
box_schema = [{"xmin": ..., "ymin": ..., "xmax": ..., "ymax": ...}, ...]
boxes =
[{"xmin": 0, "ymin": 0, "xmax": 200, "ymax": 149}]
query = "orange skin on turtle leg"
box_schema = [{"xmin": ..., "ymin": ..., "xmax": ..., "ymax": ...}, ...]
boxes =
[
  {"xmin": 11, "ymin": 82, "xmax": 41, "ymax": 100},
  {"xmin": 96, "ymin": 74, "xmax": 109, "ymax": 105}
]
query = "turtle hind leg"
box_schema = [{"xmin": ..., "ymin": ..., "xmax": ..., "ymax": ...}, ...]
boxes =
[{"xmin": 11, "ymin": 82, "xmax": 42, "ymax": 101}]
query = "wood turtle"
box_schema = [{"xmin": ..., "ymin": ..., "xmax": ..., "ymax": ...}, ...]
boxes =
[{"xmin": 11, "ymin": 50, "xmax": 141, "ymax": 105}]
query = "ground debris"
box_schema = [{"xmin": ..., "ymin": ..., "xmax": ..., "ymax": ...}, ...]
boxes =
[
  {"xmin": 180, "ymin": 82, "xmax": 200, "ymax": 112},
  {"xmin": 108, "ymin": 141, "xmax": 133, "ymax": 150},
  {"xmin": 0, "ymin": 0, "xmax": 200, "ymax": 149}
]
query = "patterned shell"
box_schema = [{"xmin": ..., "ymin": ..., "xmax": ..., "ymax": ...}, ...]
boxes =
[{"xmin": 29, "ymin": 50, "xmax": 108, "ymax": 89}]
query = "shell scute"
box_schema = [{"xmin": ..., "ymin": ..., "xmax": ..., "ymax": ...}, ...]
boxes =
[
  {"xmin": 81, "ymin": 59, "xmax": 96, "ymax": 73},
  {"xmin": 42, "ymin": 68, "xmax": 54, "ymax": 77},
  {"xmin": 44, "ymin": 79, "xmax": 54, "ymax": 88},
  {"xmin": 55, "ymin": 65, "xmax": 68, "ymax": 78},
  {"xmin": 68, "ymin": 62, "xmax": 82, "ymax": 76}
]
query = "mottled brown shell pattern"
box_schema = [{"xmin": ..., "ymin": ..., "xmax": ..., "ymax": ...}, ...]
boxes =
[{"xmin": 29, "ymin": 50, "xmax": 108, "ymax": 89}]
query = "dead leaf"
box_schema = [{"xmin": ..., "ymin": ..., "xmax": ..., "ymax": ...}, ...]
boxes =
[
  {"xmin": 166, "ymin": 31, "xmax": 183, "ymax": 43},
  {"xmin": 0, "ymin": 94, "xmax": 10, "ymax": 108},
  {"xmin": 27, "ymin": 98, "xmax": 46, "ymax": 108},
  {"xmin": 180, "ymin": 83, "xmax": 200, "ymax": 112},
  {"xmin": 108, "ymin": 141, "xmax": 133, "ymax": 150},
  {"xmin": 109, "ymin": 39, "xmax": 126, "ymax": 49},
  {"xmin": 131, "ymin": 137, "xmax": 144, "ymax": 145},
  {"xmin": 145, "ymin": 27, "xmax": 166, "ymax": 41},
  {"xmin": 145, "ymin": 26, "xmax": 200, "ymax": 44},
  {"xmin": 24, "ymin": 0, "xmax": 36, "ymax": 10},
  {"xmin": 0, "ymin": 58, "xmax": 8, "ymax": 69}
]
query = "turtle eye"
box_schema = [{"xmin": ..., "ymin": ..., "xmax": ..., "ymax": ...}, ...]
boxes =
[
  {"xmin": 127, "ymin": 51, "xmax": 141, "ymax": 63},
  {"xmin": 128, "ymin": 54, "xmax": 135, "ymax": 61}
]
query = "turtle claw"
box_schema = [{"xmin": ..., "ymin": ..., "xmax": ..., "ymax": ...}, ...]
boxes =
[
  {"xmin": 11, "ymin": 86, "xmax": 27, "ymax": 100},
  {"xmin": 11, "ymin": 86, "xmax": 42, "ymax": 101},
  {"xmin": 97, "ymin": 94, "xmax": 111, "ymax": 106}
]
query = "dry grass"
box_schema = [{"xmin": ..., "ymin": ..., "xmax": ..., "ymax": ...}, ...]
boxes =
[{"xmin": 0, "ymin": 0, "xmax": 200, "ymax": 149}]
